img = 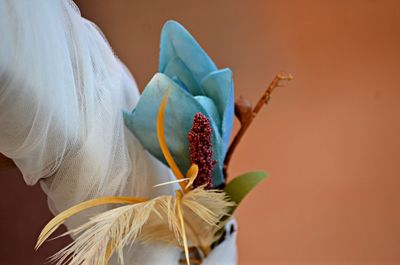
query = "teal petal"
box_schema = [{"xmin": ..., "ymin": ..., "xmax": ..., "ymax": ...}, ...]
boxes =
[
  {"xmin": 163, "ymin": 56, "xmax": 204, "ymax": 96},
  {"xmin": 201, "ymin": 68, "xmax": 234, "ymax": 154},
  {"xmin": 124, "ymin": 73, "xmax": 225, "ymax": 187},
  {"xmin": 159, "ymin": 20, "xmax": 217, "ymax": 86},
  {"xmin": 194, "ymin": 95, "xmax": 221, "ymax": 131}
]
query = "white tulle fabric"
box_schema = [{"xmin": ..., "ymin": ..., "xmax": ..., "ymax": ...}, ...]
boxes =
[{"xmin": 0, "ymin": 0, "xmax": 236, "ymax": 264}]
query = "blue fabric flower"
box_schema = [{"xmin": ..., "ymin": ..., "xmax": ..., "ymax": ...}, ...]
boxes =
[{"xmin": 124, "ymin": 20, "xmax": 234, "ymax": 187}]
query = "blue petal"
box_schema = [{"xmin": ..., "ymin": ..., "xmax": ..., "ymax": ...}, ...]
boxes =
[
  {"xmin": 124, "ymin": 73, "xmax": 225, "ymax": 187},
  {"xmin": 201, "ymin": 68, "xmax": 234, "ymax": 154},
  {"xmin": 164, "ymin": 56, "xmax": 204, "ymax": 96},
  {"xmin": 194, "ymin": 95, "xmax": 221, "ymax": 131},
  {"xmin": 159, "ymin": 20, "xmax": 217, "ymax": 86}
]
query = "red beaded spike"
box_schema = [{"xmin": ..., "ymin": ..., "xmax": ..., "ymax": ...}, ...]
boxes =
[{"xmin": 188, "ymin": 113, "xmax": 216, "ymax": 189}]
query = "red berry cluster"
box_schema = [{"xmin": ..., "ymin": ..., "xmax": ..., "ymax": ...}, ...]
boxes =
[{"xmin": 188, "ymin": 112, "xmax": 216, "ymax": 189}]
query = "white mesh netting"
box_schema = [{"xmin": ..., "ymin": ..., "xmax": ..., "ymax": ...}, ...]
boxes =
[
  {"xmin": 0, "ymin": 1, "xmax": 236, "ymax": 264},
  {"xmin": 0, "ymin": 0, "xmax": 176, "ymax": 228}
]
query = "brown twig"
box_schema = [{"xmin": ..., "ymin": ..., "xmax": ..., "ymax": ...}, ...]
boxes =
[{"xmin": 223, "ymin": 74, "xmax": 293, "ymax": 180}]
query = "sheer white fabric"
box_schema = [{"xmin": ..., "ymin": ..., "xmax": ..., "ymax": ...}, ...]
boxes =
[{"xmin": 0, "ymin": 0, "xmax": 236, "ymax": 264}]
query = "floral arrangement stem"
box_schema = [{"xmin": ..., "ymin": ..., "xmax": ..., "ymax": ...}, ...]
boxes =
[{"xmin": 223, "ymin": 74, "xmax": 293, "ymax": 180}]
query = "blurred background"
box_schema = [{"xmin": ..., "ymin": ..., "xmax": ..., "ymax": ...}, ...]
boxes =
[{"xmin": 1, "ymin": 0, "xmax": 400, "ymax": 264}]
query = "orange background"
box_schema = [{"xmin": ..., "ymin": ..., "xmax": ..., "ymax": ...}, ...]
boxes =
[{"xmin": 1, "ymin": 1, "xmax": 400, "ymax": 264}]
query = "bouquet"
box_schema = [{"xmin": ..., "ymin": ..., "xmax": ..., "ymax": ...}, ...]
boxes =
[{"xmin": 35, "ymin": 20, "xmax": 292, "ymax": 265}]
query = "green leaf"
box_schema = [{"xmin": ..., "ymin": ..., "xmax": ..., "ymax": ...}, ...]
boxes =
[
  {"xmin": 212, "ymin": 171, "xmax": 268, "ymax": 245},
  {"xmin": 224, "ymin": 171, "xmax": 268, "ymax": 213}
]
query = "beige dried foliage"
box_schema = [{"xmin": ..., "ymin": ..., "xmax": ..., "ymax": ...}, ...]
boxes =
[{"xmin": 40, "ymin": 187, "xmax": 233, "ymax": 265}]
